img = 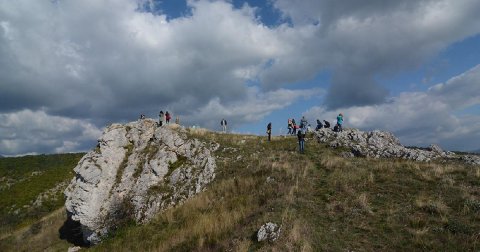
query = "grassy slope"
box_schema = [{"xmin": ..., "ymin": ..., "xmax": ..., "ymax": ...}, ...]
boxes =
[
  {"xmin": 94, "ymin": 130, "xmax": 480, "ymax": 251},
  {"xmin": 2, "ymin": 130, "xmax": 480, "ymax": 251},
  {"xmin": 0, "ymin": 153, "xmax": 84, "ymax": 251}
]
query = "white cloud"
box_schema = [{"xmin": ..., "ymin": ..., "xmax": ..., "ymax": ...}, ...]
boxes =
[
  {"xmin": 0, "ymin": 110, "xmax": 102, "ymax": 156},
  {"xmin": 185, "ymin": 87, "xmax": 323, "ymax": 129}
]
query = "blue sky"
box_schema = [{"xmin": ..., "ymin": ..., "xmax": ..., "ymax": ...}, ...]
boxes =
[{"xmin": 1, "ymin": 0, "xmax": 480, "ymax": 156}]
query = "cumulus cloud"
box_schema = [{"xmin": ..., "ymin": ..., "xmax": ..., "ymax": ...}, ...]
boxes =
[
  {"xmin": 185, "ymin": 87, "xmax": 323, "ymax": 129},
  {"xmin": 0, "ymin": 0, "xmax": 282, "ymax": 122},
  {"xmin": 0, "ymin": 110, "xmax": 102, "ymax": 156},
  {"xmin": 304, "ymin": 64, "xmax": 480, "ymax": 151},
  {"xmin": 266, "ymin": 0, "xmax": 480, "ymax": 108}
]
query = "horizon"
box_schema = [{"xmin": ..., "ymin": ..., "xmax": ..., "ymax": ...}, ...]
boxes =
[{"xmin": 1, "ymin": 0, "xmax": 480, "ymax": 156}]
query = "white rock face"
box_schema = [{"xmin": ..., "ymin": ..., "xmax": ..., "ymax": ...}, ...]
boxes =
[
  {"xmin": 64, "ymin": 119, "xmax": 216, "ymax": 244},
  {"xmin": 314, "ymin": 128, "xmax": 470, "ymax": 163}
]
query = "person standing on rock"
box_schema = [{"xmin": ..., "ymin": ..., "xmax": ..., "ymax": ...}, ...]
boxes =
[
  {"xmin": 267, "ymin": 122, "xmax": 272, "ymax": 141},
  {"xmin": 159, "ymin": 111, "xmax": 165, "ymax": 126},
  {"xmin": 336, "ymin": 113, "xmax": 343, "ymax": 132},
  {"xmin": 165, "ymin": 111, "xmax": 171, "ymax": 124},
  {"xmin": 175, "ymin": 116, "xmax": 180, "ymax": 125},
  {"xmin": 297, "ymin": 126, "xmax": 305, "ymax": 153},
  {"xmin": 221, "ymin": 119, "xmax": 227, "ymax": 133}
]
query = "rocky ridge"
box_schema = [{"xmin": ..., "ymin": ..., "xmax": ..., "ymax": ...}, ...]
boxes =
[
  {"xmin": 64, "ymin": 119, "xmax": 216, "ymax": 244},
  {"xmin": 314, "ymin": 128, "xmax": 480, "ymax": 165}
]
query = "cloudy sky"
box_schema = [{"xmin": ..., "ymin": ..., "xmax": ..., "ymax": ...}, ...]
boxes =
[{"xmin": 1, "ymin": 0, "xmax": 480, "ymax": 156}]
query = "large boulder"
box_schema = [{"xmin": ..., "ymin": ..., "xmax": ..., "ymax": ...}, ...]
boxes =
[{"xmin": 64, "ymin": 119, "xmax": 216, "ymax": 244}]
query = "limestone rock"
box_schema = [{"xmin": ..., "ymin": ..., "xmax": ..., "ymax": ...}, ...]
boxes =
[
  {"xmin": 64, "ymin": 119, "xmax": 216, "ymax": 244},
  {"xmin": 460, "ymin": 155, "xmax": 480, "ymax": 165},
  {"xmin": 257, "ymin": 222, "xmax": 281, "ymax": 242},
  {"xmin": 314, "ymin": 128, "xmax": 457, "ymax": 162}
]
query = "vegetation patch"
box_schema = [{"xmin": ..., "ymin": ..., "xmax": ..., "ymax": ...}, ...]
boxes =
[
  {"xmin": 114, "ymin": 142, "xmax": 134, "ymax": 187},
  {"xmin": 166, "ymin": 155, "xmax": 189, "ymax": 178},
  {"xmin": 0, "ymin": 153, "xmax": 84, "ymax": 236}
]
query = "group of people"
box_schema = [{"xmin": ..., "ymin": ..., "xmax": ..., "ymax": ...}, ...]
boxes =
[
  {"xmin": 314, "ymin": 113, "xmax": 343, "ymax": 132},
  {"xmin": 288, "ymin": 113, "xmax": 344, "ymax": 153},
  {"xmin": 158, "ymin": 111, "xmax": 179, "ymax": 126}
]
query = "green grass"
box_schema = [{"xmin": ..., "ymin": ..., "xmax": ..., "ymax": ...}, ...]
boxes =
[
  {"xmin": 0, "ymin": 153, "xmax": 84, "ymax": 235},
  {"xmin": 1, "ymin": 130, "xmax": 480, "ymax": 251}
]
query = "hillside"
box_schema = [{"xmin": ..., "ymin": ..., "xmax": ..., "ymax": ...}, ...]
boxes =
[{"xmin": 1, "ymin": 127, "xmax": 480, "ymax": 251}]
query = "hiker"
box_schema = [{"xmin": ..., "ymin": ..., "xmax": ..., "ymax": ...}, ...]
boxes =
[
  {"xmin": 175, "ymin": 116, "xmax": 180, "ymax": 125},
  {"xmin": 300, "ymin": 116, "xmax": 308, "ymax": 129},
  {"xmin": 323, "ymin": 120, "xmax": 330, "ymax": 128},
  {"xmin": 221, "ymin": 119, "xmax": 227, "ymax": 133},
  {"xmin": 140, "ymin": 114, "xmax": 145, "ymax": 120},
  {"xmin": 336, "ymin": 113, "xmax": 344, "ymax": 132},
  {"xmin": 165, "ymin": 111, "xmax": 171, "ymax": 124},
  {"xmin": 292, "ymin": 119, "xmax": 297, "ymax": 135},
  {"xmin": 287, "ymin": 119, "xmax": 293, "ymax": 135},
  {"xmin": 315, "ymin": 119, "xmax": 323, "ymax": 131},
  {"xmin": 297, "ymin": 126, "xmax": 306, "ymax": 154},
  {"xmin": 267, "ymin": 122, "xmax": 272, "ymax": 141},
  {"xmin": 159, "ymin": 111, "xmax": 165, "ymax": 126}
]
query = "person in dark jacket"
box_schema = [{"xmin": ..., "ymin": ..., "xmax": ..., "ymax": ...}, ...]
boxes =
[
  {"xmin": 323, "ymin": 120, "xmax": 330, "ymax": 128},
  {"xmin": 315, "ymin": 119, "xmax": 323, "ymax": 131},
  {"xmin": 292, "ymin": 119, "xmax": 297, "ymax": 135},
  {"xmin": 297, "ymin": 128, "xmax": 305, "ymax": 153},
  {"xmin": 159, "ymin": 111, "xmax": 164, "ymax": 126},
  {"xmin": 221, "ymin": 119, "xmax": 227, "ymax": 133},
  {"xmin": 267, "ymin": 122, "xmax": 272, "ymax": 141}
]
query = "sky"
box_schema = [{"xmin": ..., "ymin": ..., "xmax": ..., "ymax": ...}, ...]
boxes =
[{"xmin": 1, "ymin": 0, "xmax": 480, "ymax": 156}]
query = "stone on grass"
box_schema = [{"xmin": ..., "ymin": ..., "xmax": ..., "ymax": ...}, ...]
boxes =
[{"xmin": 257, "ymin": 222, "xmax": 281, "ymax": 242}]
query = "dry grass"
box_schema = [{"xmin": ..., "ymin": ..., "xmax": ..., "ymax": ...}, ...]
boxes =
[
  {"xmin": 356, "ymin": 193, "xmax": 373, "ymax": 215},
  {"xmin": 0, "ymin": 208, "xmax": 71, "ymax": 251},
  {"xmin": 4, "ymin": 131, "xmax": 480, "ymax": 251},
  {"xmin": 187, "ymin": 127, "xmax": 210, "ymax": 136},
  {"xmin": 415, "ymin": 195, "xmax": 450, "ymax": 216},
  {"xmin": 233, "ymin": 239, "xmax": 251, "ymax": 252}
]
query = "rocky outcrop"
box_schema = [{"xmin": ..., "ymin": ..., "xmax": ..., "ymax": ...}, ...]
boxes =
[
  {"xmin": 314, "ymin": 128, "xmax": 479, "ymax": 165},
  {"xmin": 64, "ymin": 119, "xmax": 216, "ymax": 244},
  {"xmin": 257, "ymin": 222, "xmax": 281, "ymax": 242}
]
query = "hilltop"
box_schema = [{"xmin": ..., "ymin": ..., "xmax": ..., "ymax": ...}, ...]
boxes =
[{"xmin": 1, "ymin": 122, "xmax": 479, "ymax": 251}]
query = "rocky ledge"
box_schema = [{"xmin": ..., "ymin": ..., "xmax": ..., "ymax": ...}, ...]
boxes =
[
  {"xmin": 314, "ymin": 128, "xmax": 480, "ymax": 165},
  {"xmin": 64, "ymin": 119, "xmax": 216, "ymax": 244}
]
